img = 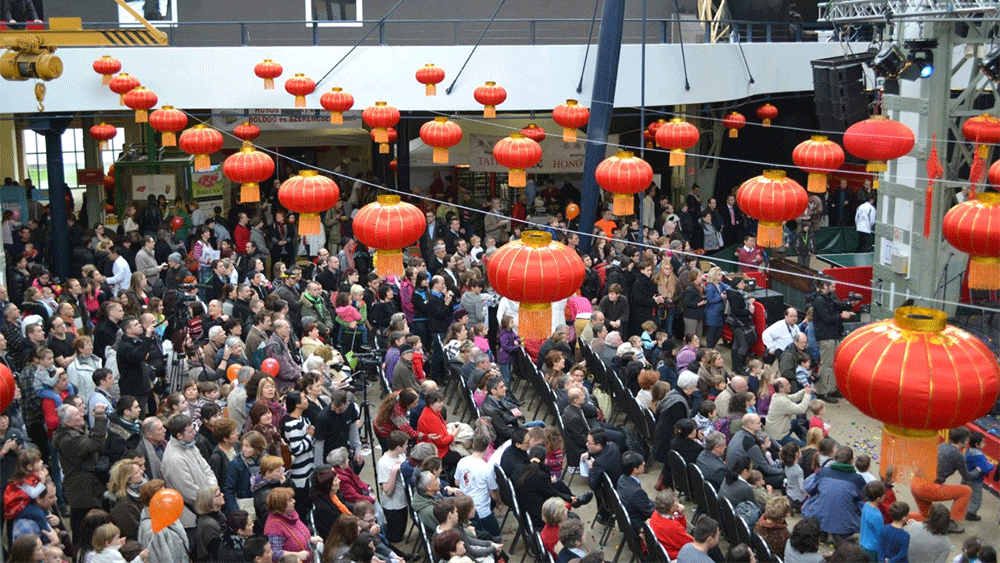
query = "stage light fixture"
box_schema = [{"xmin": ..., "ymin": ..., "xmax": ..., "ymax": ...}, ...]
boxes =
[
  {"xmin": 982, "ymin": 45, "xmax": 1000, "ymax": 82},
  {"xmin": 869, "ymin": 43, "xmax": 908, "ymax": 78},
  {"xmin": 900, "ymin": 40, "xmax": 936, "ymax": 81}
]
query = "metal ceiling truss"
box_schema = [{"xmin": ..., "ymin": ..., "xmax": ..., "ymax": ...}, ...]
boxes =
[{"xmin": 821, "ymin": 0, "xmax": 999, "ymax": 24}]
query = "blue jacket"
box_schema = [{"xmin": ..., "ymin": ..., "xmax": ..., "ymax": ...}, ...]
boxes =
[
  {"xmin": 965, "ymin": 448, "xmax": 995, "ymax": 483},
  {"xmin": 802, "ymin": 463, "xmax": 866, "ymax": 535},
  {"xmin": 223, "ymin": 455, "xmax": 258, "ymax": 513},
  {"xmin": 705, "ymin": 282, "xmax": 730, "ymax": 327}
]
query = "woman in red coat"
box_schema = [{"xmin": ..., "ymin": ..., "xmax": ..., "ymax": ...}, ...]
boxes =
[
  {"xmin": 648, "ymin": 489, "xmax": 693, "ymax": 560},
  {"xmin": 416, "ymin": 390, "xmax": 462, "ymax": 474}
]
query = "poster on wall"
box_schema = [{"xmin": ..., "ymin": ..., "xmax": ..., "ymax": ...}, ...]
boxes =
[
  {"xmin": 119, "ymin": 0, "xmax": 177, "ymax": 25},
  {"xmin": 191, "ymin": 170, "xmax": 225, "ymax": 200},
  {"xmin": 131, "ymin": 174, "xmax": 175, "ymax": 200}
]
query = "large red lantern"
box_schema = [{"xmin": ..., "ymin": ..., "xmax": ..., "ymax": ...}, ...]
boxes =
[
  {"xmin": 493, "ymin": 133, "xmax": 543, "ymax": 188},
  {"xmin": 962, "ymin": 113, "xmax": 1000, "ymax": 159},
  {"xmin": 320, "ymin": 87, "xmax": 354, "ymax": 124},
  {"xmin": 722, "ymin": 111, "xmax": 746, "ymax": 138},
  {"xmin": 0, "ymin": 362, "xmax": 15, "ymax": 414},
  {"xmin": 990, "ymin": 159, "xmax": 1000, "ymax": 187},
  {"xmin": 363, "ymin": 101, "xmax": 400, "ymax": 149},
  {"xmin": 89, "ymin": 122, "xmax": 117, "ymax": 151},
  {"xmin": 419, "ymin": 117, "xmax": 463, "ymax": 164},
  {"xmin": 108, "ymin": 72, "xmax": 139, "ymax": 105},
  {"xmin": 843, "ymin": 115, "xmax": 915, "ymax": 172},
  {"xmin": 123, "ymin": 87, "xmax": 158, "ymax": 123},
  {"xmin": 233, "ymin": 122, "xmax": 261, "ymax": 142},
  {"xmin": 278, "ymin": 170, "xmax": 340, "ymax": 235},
  {"xmin": 473, "ymin": 81, "xmax": 506, "ymax": 118},
  {"xmin": 942, "ymin": 191, "xmax": 1000, "ymax": 289},
  {"xmin": 552, "ymin": 99, "xmax": 589, "ymax": 143},
  {"xmin": 415, "ymin": 64, "xmax": 445, "ymax": 96},
  {"xmin": 595, "ymin": 150, "xmax": 653, "ymax": 216},
  {"xmin": 736, "ymin": 170, "xmax": 808, "ymax": 247},
  {"xmin": 148, "ymin": 106, "xmax": 188, "ymax": 146},
  {"xmin": 254, "ymin": 59, "xmax": 283, "ymax": 90},
  {"xmin": 223, "ymin": 144, "xmax": 275, "ymax": 203},
  {"xmin": 756, "ymin": 104, "xmax": 778, "ymax": 127},
  {"xmin": 179, "ymin": 125, "xmax": 224, "ymax": 171},
  {"xmin": 520, "ymin": 123, "xmax": 546, "ymax": 143},
  {"xmin": 353, "ymin": 195, "xmax": 426, "ymax": 277},
  {"xmin": 284, "ymin": 74, "xmax": 315, "ymax": 108},
  {"xmin": 792, "ymin": 135, "xmax": 846, "ymax": 193},
  {"xmin": 486, "ymin": 231, "xmax": 586, "ymax": 340},
  {"xmin": 835, "ymin": 306, "xmax": 1000, "ymax": 481},
  {"xmin": 92, "ymin": 55, "xmax": 121, "ymax": 85},
  {"xmin": 655, "ymin": 118, "xmax": 700, "ymax": 167}
]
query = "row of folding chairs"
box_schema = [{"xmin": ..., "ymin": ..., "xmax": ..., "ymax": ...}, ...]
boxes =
[
  {"xmin": 493, "ymin": 465, "xmax": 547, "ymax": 563},
  {"xmin": 579, "ymin": 341, "xmax": 657, "ymax": 459},
  {"xmin": 667, "ymin": 450, "xmax": 783, "ymax": 563}
]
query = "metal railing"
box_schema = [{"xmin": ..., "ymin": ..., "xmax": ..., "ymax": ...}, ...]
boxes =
[{"xmin": 67, "ymin": 18, "xmax": 845, "ymax": 47}]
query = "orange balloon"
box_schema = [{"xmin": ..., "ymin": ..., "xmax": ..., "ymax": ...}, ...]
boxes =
[
  {"xmin": 150, "ymin": 488, "xmax": 184, "ymax": 533},
  {"xmin": 227, "ymin": 364, "xmax": 241, "ymax": 382},
  {"xmin": 566, "ymin": 203, "xmax": 580, "ymax": 220},
  {"xmin": 261, "ymin": 358, "xmax": 280, "ymax": 376}
]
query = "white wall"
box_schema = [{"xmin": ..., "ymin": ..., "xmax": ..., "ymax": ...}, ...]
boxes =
[{"xmin": 1, "ymin": 42, "xmax": 867, "ymax": 114}]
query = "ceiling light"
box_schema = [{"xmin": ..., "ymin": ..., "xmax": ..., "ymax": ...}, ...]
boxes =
[{"xmin": 869, "ymin": 44, "xmax": 908, "ymax": 78}]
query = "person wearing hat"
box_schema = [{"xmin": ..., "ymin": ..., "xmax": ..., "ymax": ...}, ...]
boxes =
[
  {"xmin": 391, "ymin": 344, "xmax": 417, "ymax": 392},
  {"xmin": 162, "ymin": 252, "xmax": 191, "ymax": 291},
  {"xmin": 452, "ymin": 308, "xmax": 469, "ymax": 327},
  {"xmin": 725, "ymin": 275, "xmax": 757, "ymax": 373}
]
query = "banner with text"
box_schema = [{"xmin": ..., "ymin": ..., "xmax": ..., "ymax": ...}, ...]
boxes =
[
  {"xmin": 212, "ymin": 109, "xmax": 363, "ymax": 131},
  {"xmin": 467, "ymin": 134, "xmax": 618, "ymax": 174}
]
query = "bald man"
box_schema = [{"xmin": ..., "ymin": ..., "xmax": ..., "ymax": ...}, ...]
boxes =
[
  {"xmin": 726, "ymin": 413, "xmax": 784, "ymax": 489},
  {"xmin": 766, "ymin": 377, "xmax": 811, "ymax": 445},
  {"xmin": 714, "ymin": 376, "xmax": 748, "ymax": 419}
]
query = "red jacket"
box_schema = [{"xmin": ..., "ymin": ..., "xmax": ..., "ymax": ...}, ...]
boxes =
[
  {"xmin": 648, "ymin": 510, "xmax": 692, "ymax": 559},
  {"xmin": 234, "ymin": 224, "xmax": 250, "ymax": 254},
  {"xmin": 417, "ymin": 406, "xmax": 454, "ymax": 458},
  {"xmin": 333, "ymin": 465, "xmax": 374, "ymax": 504}
]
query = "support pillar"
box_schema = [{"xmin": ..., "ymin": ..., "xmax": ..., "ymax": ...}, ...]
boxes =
[
  {"xmin": 397, "ymin": 116, "xmax": 411, "ymax": 194},
  {"xmin": 577, "ymin": 0, "xmax": 626, "ymax": 253},
  {"xmin": 27, "ymin": 115, "xmax": 72, "ymax": 280},
  {"xmin": 0, "ymin": 117, "xmax": 19, "ymax": 182}
]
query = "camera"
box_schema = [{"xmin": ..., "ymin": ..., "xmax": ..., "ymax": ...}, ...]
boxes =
[{"xmin": 847, "ymin": 292, "xmax": 863, "ymax": 302}]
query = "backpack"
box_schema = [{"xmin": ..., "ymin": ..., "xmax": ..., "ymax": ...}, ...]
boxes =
[
  {"xmin": 353, "ymin": 248, "xmax": 372, "ymax": 277},
  {"xmin": 623, "ymin": 426, "xmax": 649, "ymax": 460},
  {"xmin": 734, "ymin": 500, "xmax": 762, "ymax": 528}
]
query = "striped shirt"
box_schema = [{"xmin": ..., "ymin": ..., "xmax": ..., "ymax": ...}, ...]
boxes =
[{"xmin": 280, "ymin": 414, "xmax": 314, "ymax": 488}]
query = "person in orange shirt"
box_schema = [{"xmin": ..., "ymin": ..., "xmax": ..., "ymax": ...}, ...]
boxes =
[{"xmin": 594, "ymin": 208, "xmax": 617, "ymax": 239}]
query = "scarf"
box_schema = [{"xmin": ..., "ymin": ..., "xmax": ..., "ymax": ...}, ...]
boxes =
[
  {"xmin": 330, "ymin": 493, "xmax": 350, "ymax": 514},
  {"xmin": 830, "ymin": 462, "xmax": 856, "ymax": 473},
  {"xmin": 304, "ymin": 292, "xmax": 325, "ymax": 315}
]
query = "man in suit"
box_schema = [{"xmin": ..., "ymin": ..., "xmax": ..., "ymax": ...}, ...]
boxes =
[
  {"xmin": 419, "ymin": 210, "xmax": 444, "ymax": 263},
  {"xmin": 696, "ymin": 432, "xmax": 728, "ymax": 492},
  {"xmin": 561, "ymin": 388, "xmax": 591, "ymax": 470},
  {"xmin": 584, "ymin": 429, "xmax": 621, "ymax": 524},
  {"xmin": 617, "ymin": 451, "xmax": 654, "ymax": 533},
  {"xmin": 721, "ymin": 194, "xmax": 744, "ymax": 246},
  {"xmin": 726, "ymin": 413, "xmax": 784, "ymax": 489}
]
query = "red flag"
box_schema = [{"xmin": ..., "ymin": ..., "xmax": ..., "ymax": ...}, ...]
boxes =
[
  {"xmin": 924, "ymin": 134, "xmax": 943, "ymax": 238},
  {"xmin": 969, "ymin": 145, "xmax": 985, "ymax": 199}
]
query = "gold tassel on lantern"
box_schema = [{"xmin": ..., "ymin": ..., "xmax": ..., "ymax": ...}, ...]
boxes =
[
  {"xmin": 264, "ymin": 78, "xmax": 275, "ymax": 90},
  {"xmin": 294, "ymin": 95, "xmax": 306, "ymax": 108},
  {"xmin": 882, "ymin": 426, "xmax": 940, "ymax": 487},
  {"xmin": 135, "ymin": 110, "xmax": 148, "ymax": 123},
  {"xmin": 867, "ymin": 160, "xmax": 887, "ymax": 172},
  {"xmin": 98, "ymin": 140, "xmax": 108, "ymax": 151},
  {"xmin": 670, "ymin": 149, "xmax": 685, "ymax": 167},
  {"xmin": 729, "ymin": 128, "xmax": 738, "ymax": 138},
  {"xmin": 426, "ymin": 84, "xmax": 436, "ymax": 96},
  {"xmin": 194, "ymin": 155, "xmax": 211, "ymax": 171},
  {"xmin": 483, "ymin": 105, "xmax": 496, "ymax": 118},
  {"xmin": 807, "ymin": 173, "xmax": 828, "ymax": 193},
  {"xmin": 562, "ymin": 128, "xmax": 577, "ymax": 143},
  {"xmin": 162, "ymin": 132, "xmax": 177, "ymax": 147},
  {"xmin": 519, "ymin": 302, "xmax": 552, "ymax": 341},
  {"xmin": 298, "ymin": 213, "xmax": 321, "ymax": 235},
  {"xmin": 613, "ymin": 194, "xmax": 634, "ymax": 216},
  {"xmin": 379, "ymin": 143, "xmax": 390, "ymax": 154},
  {"xmin": 241, "ymin": 183, "xmax": 260, "ymax": 204},
  {"xmin": 376, "ymin": 248, "xmax": 404, "ymax": 278},
  {"xmin": 373, "ymin": 128, "xmax": 388, "ymax": 144},
  {"xmin": 968, "ymin": 257, "xmax": 1000, "ymax": 290},
  {"xmin": 432, "ymin": 147, "xmax": 449, "ymax": 164},
  {"xmin": 756, "ymin": 220, "xmax": 783, "ymax": 248},
  {"xmin": 329, "ymin": 113, "xmax": 343, "ymax": 125},
  {"xmin": 507, "ymin": 169, "xmax": 526, "ymax": 188},
  {"xmin": 978, "ymin": 144, "xmax": 989, "ymax": 159}
]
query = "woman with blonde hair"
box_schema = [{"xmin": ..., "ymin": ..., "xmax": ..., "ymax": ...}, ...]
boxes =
[
  {"xmin": 254, "ymin": 376, "xmax": 287, "ymax": 427},
  {"xmin": 697, "ymin": 349, "xmax": 727, "ymax": 395},
  {"xmin": 108, "ymin": 460, "xmax": 144, "ymax": 541},
  {"xmin": 194, "ymin": 485, "xmax": 227, "ymax": 563},
  {"xmin": 653, "ymin": 255, "xmax": 680, "ymax": 332}
]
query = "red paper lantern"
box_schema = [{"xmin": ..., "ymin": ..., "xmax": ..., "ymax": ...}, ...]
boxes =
[
  {"xmin": 104, "ymin": 167, "xmax": 116, "ymax": 191},
  {"xmin": 92, "ymin": 55, "xmax": 121, "ymax": 85},
  {"xmin": 108, "ymin": 72, "xmax": 139, "ymax": 105},
  {"xmin": 843, "ymin": 115, "xmax": 915, "ymax": 172},
  {"xmin": 419, "ymin": 117, "xmax": 463, "ymax": 164},
  {"xmin": 655, "ymin": 118, "xmax": 700, "ymax": 167},
  {"xmin": 320, "ymin": 87, "xmax": 354, "ymax": 124},
  {"xmin": 233, "ymin": 122, "xmax": 261, "ymax": 142},
  {"xmin": 415, "ymin": 63, "xmax": 445, "ymax": 96},
  {"xmin": 647, "ymin": 118, "xmax": 668, "ymax": 134},
  {"xmin": 388, "ymin": 159, "xmax": 398, "ymax": 173},
  {"xmin": 942, "ymin": 191, "xmax": 1000, "ymax": 289},
  {"xmin": 148, "ymin": 106, "xmax": 188, "ymax": 146},
  {"xmin": 179, "ymin": 124, "xmax": 224, "ymax": 171},
  {"xmin": 520, "ymin": 123, "xmax": 546, "ymax": 143},
  {"xmin": 362, "ymin": 101, "xmax": 401, "ymax": 150},
  {"xmin": 89, "ymin": 122, "xmax": 117, "ymax": 151},
  {"xmin": 123, "ymin": 87, "xmax": 158, "ymax": 123},
  {"xmin": 493, "ymin": 133, "xmax": 543, "ymax": 188},
  {"xmin": 736, "ymin": 170, "xmax": 808, "ymax": 247},
  {"xmin": 990, "ymin": 159, "xmax": 1000, "ymax": 187},
  {"xmin": 278, "ymin": 170, "xmax": 339, "ymax": 236},
  {"xmin": 962, "ymin": 113, "xmax": 1000, "ymax": 159},
  {"xmin": 473, "ymin": 81, "xmax": 506, "ymax": 118},
  {"xmin": 552, "ymin": 99, "xmax": 590, "ymax": 143},
  {"xmin": 643, "ymin": 128, "xmax": 656, "ymax": 149},
  {"xmin": 722, "ymin": 111, "xmax": 746, "ymax": 138},
  {"xmin": 595, "ymin": 150, "xmax": 653, "ymax": 216},
  {"xmin": 792, "ymin": 135, "xmax": 846, "ymax": 193},
  {"xmin": 756, "ymin": 103, "xmax": 778, "ymax": 126},
  {"xmin": 224, "ymin": 143, "xmax": 275, "ymax": 203},
  {"xmin": 835, "ymin": 306, "xmax": 1000, "ymax": 480},
  {"xmin": 0, "ymin": 362, "xmax": 15, "ymax": 413},
  {"xmin": 353, "ymin": 195, "xmax": 426, "ymax": 277},
  {"xmin": 254, "ymin": 59, "xmax": 283, "ymax": 90},
  {"xmin": 486, "ymin": 231, "xmax": 586, "ymax": 340},
  {"xmin": 369, "ymin": 127, "xmax": 398, "ymax": 154},
  {"xmin": 284, "ymin": 74, "xmax": 315, "ymax": 108}
]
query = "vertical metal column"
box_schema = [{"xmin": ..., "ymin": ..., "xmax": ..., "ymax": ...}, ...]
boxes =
[
  {"xmin": 397, "ymin": 116, "xmax": 411, "ymax": 194},
  {"xmin": 578, "ymin": 0, "xmax": 626, "ymax": 253},
  {"xmin": 28, "ymin": 116, "xmax": 72, "ymax": 280}
]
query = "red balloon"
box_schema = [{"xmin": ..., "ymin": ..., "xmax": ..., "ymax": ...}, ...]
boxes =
[
  {"xmin": 0, "ymin": 363, "xmax": 15, "ymax": 413},
  {"xmin": 170, "ymin": 216, "xmax": 184, "ymax": 232},
  {"xmin": 226, "ymin": 364, "xmax": 241, "ymax": 382},
  {"xmin": 150, "ymin": 488, "xmax": 184, "ymax": 533},
  {"xmin": 261, "ymin": 358, "xmax": 280, "ymax": 376}
]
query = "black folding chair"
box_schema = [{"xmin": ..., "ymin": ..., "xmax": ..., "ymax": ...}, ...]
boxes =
[
  {"xmin": 643, "ymin": 521, "xmax": 672, "ymax": 562},
  {"xmin": 687, "ymin": 463, "xmax": 709, "ymax": 517},
  {"xmin": 493, "ymin": 465, "xmax": 531, "ymax": 554},
  {"xmin": 702, "ymin": 482, "xmax": 722, "ymax": 526},
  {"xmin": 537, "ymin": 530, "xmax": 556, "ymax": 563},
  {"xmin": 751, "ymin": 532, "xmax": 777, "ymax": 563},
  {"xmin": 716, "ymin": 495, "xmax": 741, "ymax": 545},
  {"xmin": 666, "ymin": 450, "xmax": 691, "ymax": 500},
  {"xmin": 604, "ymin": 473, "xmax": 643, "ymax": 563}
]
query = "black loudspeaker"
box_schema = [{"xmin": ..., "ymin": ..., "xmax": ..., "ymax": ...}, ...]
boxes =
[
  {"xmin": 748, "ymin": 289, "xmax": 787, "ymax": 326},
  {"xmin": 811, "ymin": 54, "xmax": 874, "ymax": 138}
]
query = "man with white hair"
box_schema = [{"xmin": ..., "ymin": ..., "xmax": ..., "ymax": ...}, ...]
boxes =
[
  {"xmin": 202, "ymin": 325, "xmax": 227, "ymax": 371},
  {"xmin": 600, "ymin": 331, "xmax": 623, "ymax": 366},
  {"xmin": 265, "ymin": 319, "xmax": 302, "ymax": 391},
  {"xmin": 53, "ymin": 401, "xmax": 108, "ymax": 540}
]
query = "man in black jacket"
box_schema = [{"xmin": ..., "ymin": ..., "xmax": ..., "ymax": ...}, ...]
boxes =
[
  {"xmin": 813, "ymin": 276, "xmax": 854, "ymax": 402},
  {"xmin": 479, "ymin": 377, "xmax": 523, "ymax": 445},
  {"xmin": 106, "ymin": 395, "xmax": 142, "ymax": 465},
  {"xmin": 116, "ymin": 317, "xmax": 156, "ymax": 416},
  {"xmin": 93, "ymin": 301, "xmax": 124, "ymax": 362},
  {"xmin": 724, "ymin": 276, "xmax": 756, "ymax": 373},
  {"xmin": 583, "ymin": 429, "xmax": 621, "ymax": 523},
  {"xmin": 426, "ymin": 275, "xmax": 453, "ymax": 379}
]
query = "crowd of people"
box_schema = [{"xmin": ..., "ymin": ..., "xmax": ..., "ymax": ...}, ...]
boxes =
[{"xmin": 0, "ymin": 170, "xmax": 989, "ymax": 563}]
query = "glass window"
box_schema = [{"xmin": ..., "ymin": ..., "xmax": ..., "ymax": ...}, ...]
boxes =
[
  {"xmin": 305, "ymin": 0, "xmax": 362, "ymax": 26},
  {"xmin": 22, "ymin": 127, "xmax": 123, "ymax": 191}
]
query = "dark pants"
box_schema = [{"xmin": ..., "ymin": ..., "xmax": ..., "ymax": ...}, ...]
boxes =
[
  {"xmin": 383, "ymin": 507, "xmax": 408, "ymax": 543},
  {"xmin": 472, "ymin": 512, "xmax": 501, "ymax": 542},
  {"xmin": 705, "ymin": 324, "xmax": 723, "ymax": 349},
  {"xmin": 731, "ymin": 326, "xmax": 755, "ymax": 373},
  {"xmin": 71, "ymin": 505, "xmax": 98, "ymax": 545},
  {"xmin": 294, "ymin": 486, "xmax": 313, "ymax": 530},
  {"xmin": 858, "ymin": 232, "xmax": 873, "ymax": 253}
]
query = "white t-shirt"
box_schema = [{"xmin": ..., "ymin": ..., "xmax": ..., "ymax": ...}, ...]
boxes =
[
  {"xmin": 455, "ymin": 455, "xmax": 498, "ymax": 519},
  {"xmin": 376, "ymin": 452, "xmax": 407, "ymax": 510}
]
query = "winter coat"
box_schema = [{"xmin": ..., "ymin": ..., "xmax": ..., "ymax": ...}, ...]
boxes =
[
  {"xmin": 704, "ymin": 282, "xmax": 729, "ymax": 327},
  {"xmin": 52, "ymin": 415, "xmax": 108, "ymax": 508},
  {"xmin": 139, "ymin": 506, "xmax": 190, "ymax": 563},
  {"xmin": 162, "ymin": 437, "xmax": 217, "ymax": 528}
]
